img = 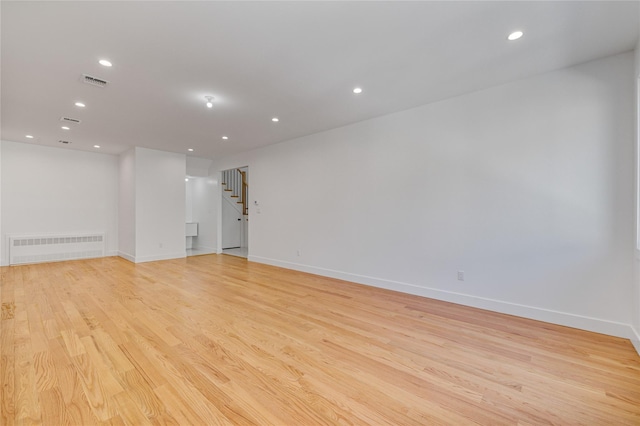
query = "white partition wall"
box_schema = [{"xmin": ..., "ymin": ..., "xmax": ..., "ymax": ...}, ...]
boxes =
[
  {"xmin": 118, "ymin": 147, "xmax": 186, "ymax": 263},
  {"xmin": 118, "ymin": 148, "xmax": 136, "ymax": 261}
]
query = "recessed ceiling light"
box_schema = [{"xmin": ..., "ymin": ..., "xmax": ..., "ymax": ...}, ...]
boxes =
[
  {"xmin": 222, "ymin": 136, "xmax": 229, "ymax": 140},
  {"xmin": 188, "ymin": 148, "xmax": 194, "ymax": 152},
  {"xmin": 93, "ymin": 145, "xmax": 101, "ymax": 149},
  {"xmin": 353, "ymin": 87, "xmax": 363, "ymax": 94},
  {"xmin": 61, "ymin": 126, "xmax": 70, "ymax": 130},
  {"xmin": 272, "ymin": 117, "xmax": 279, "ymax": 122},
  {"xmin": 25, "ymin": 135, "xmax": 34, "ymax": 139},
  {"xmin": 507, "ymin": 31, "xmax": 523, "ymax": 41},
  {"xmin": 75, "ymin": 102, "xmax": 86, "ymax": 107},
  {"xmin": 205, "ymin": 96, "xmax": 214, "ymax": 108},
  {"xmin": 98, "ymin": 59, "xmax": 112, "ymax": 67},
  {"xmin": 185, "ymin": 178, "xmax": 189, "ymax": 182}
]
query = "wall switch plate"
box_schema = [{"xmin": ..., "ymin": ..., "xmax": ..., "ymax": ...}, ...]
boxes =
[{"xmin": 457, "ymin": 270, "xmax": 464, "ymax": 281}]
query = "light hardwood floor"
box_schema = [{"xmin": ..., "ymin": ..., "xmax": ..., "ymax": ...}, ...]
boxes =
[{"xmin": 1, "ymin": 255, "xmax": 639, "ymax": 425}]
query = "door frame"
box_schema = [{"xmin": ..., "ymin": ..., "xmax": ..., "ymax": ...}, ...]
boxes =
[{"xmin": 217, "ymin": 166, "xmax": 249, "ymax": 255}]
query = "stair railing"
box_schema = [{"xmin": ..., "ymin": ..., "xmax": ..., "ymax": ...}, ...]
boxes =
[
  {"xmin": 221, "ymin": 168, "xmax": 248, "ymax": 216},
  {"xmin": 238, "ymin": 168, "xmax": 248, "ymax": 215}
]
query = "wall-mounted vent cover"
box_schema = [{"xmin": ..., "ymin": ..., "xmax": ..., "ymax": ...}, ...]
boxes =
[
  {"xmin": 60, "ymin": 117, "xmax": 81, "ymax": 124},
  {"xmin": 9, "ymin": 233, "xmax": 105, "ymax": 265},
  {"xmin": 81, "ymin": 74, "xmax": 109, "ymax": 88},
  {"xmin": 58, "ymin": 140, "xmax": 71, "ymax": 144}
]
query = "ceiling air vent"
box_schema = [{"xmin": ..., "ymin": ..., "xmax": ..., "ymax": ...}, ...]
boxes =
[
  {"xmin": 60, "ymin": 117, "xmax": 81, "ymax": 124},
  {"xmin": 81, "ymin": 74, "xmax": 109, "ymax": 88},
  {"xmin": 58, "ymin": 140, "xmax": 71, "ymax": 144}
]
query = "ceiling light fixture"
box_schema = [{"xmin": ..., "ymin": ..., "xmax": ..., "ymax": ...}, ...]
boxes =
[
  {"xmin": 61, "ymin": 126, "xmax": 70, "ymax": 130},
  {"xmin": 507, "ymin": 30, "xmax": 523, "ymax": 41},
  {"xmin": 75, "ymin": 102, "xmax": 86, "ymax": 107},
  {"xmin": 98, "ymin": 59, "xmax": 112, "ymax": 67},
  {"xmin": 25, "ymin": 135, "xmax": 34, "ymax": 139},
  {"xmin": 185, "ymin": 178, "xmax": 189, "ymax": 182},
  {"xmin": 272, "ymin": 117, "xmax": 279, "ymax": 122},
  {"xmin": 93, "ymin": 145, "xmax": 100, "ymax": 148},
  {"xmin": 188, "ymin": 148, "xmax": 194, "ymax": 152},
  {"xmin": 353, "ymin": 87, "xmax": 363, "ymax": 94},
  {"xmin": 205, "ymin": 96, "xmax": 214, "ymax": 108},
  {"xmin": 222, "ymin": 136, "xmax": 229, "ymax": 140}
]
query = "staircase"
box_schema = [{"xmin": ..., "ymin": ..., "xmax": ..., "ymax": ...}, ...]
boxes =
[{"xmin": 221, "ymin": 168, "xmax": 248, "ymax": 215}]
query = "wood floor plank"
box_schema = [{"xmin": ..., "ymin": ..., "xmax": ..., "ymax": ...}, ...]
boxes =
[
  {"xmin": 1, "ymin": 318, "xmax": 16, "ymax": 426},
  {"xmin": 1, "ymin": 255, "xmax": 640, "ymax": 425}
]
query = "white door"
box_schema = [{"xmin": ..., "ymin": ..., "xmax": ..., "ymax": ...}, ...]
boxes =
[{"xmin": 221, "ymin": 197, "xmax": 242, "ymax": 249}]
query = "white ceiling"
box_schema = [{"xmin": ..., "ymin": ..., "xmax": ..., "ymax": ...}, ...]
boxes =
[{"xmin": 2, "ymin": 1, "xmax": 638, "ymax": 159}]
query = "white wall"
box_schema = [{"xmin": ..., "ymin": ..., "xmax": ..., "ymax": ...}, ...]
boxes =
[
  {"xmin": 0, "ymin": 141, "xmax": 2, "ymax": 264},
  {"xmin": 633, "ymin": 39, "xmax": 640, "ymax": 353},
  {"xmin": 0, "ymin": 141, "xmax": 3, "ymax": 264},
  {"xmin": 186, "ymin": 179, "xmax": 194, "ymax": 223},
  {"xmin": 118, "ymin": 147, "xmax": 186, "ymax": 263},
  {"xmin": 118, "ymin": 148, "xmax": 136, "ymax": 261},
  {"xmin": 190, "ymin": 176, "xmax": 218, "ymax": 253},
  {"xmin": 213, "ymin": 52, "xmax": 636, "ymax": 339},
  {"xmin": 134, "ymin": 147, "xmax": 186, "ymax": 262},
  {"xmin": 1, "ymin": 141, "xmax": 119, "ymax": 265},
  {"xmin": 187, "ymin": 156, "xmax": 213, "ymax": 177}
]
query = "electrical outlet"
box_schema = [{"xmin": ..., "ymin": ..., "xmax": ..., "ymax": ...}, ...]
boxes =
[
  {"xmin": 297, "ymin": 249, "xmax": 301, "ymax": 257},
  {"xmin": 159, "ymin": 242, "xmax": 163, "ymax": 249},
  {"xmin": 457, "ymin": 270, "xmax": 464, "ymax": 281}
]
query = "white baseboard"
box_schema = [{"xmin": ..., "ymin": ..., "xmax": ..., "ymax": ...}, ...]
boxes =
[
  {"xmin": 250, "ymin": 255, "xmax": 637, "ymax": 341},
  {"xmin": 135, "ymin": 252, "xmax": 186, "ymax": 263},
  {"xmin": 119, "ymin": 251, "xmax": 186, "ymax": 263},
  {"xmin": 190, "ymin": 245, "xmax": 217, "ymax": 254},
  {"xmin": 118, "ymin": 251, "xmax": 135, "ymax": 262},
  {"xmin": 2, "ymin": 251, "xmax": 123, "ymax": 266}
]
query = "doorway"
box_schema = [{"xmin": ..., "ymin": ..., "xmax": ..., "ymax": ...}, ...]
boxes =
[
  {"xmin": 221, "ymin": 166, "xmax": 248, "ymax": 258},
  {"xmin": 185, "ymin": 176, "xmax": 217, "ymax": 257}
]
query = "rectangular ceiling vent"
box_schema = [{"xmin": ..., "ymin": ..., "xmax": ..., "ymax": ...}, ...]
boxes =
[
  {"xmin": 81, "ymin": 74, "xmax": 109, "ymax": 88},
  {"xmin": 60, "ymin": 117, "xmax": 81, "ymax": 124},
  {"xmin": 58, "ymin": 140, "xmax": 71, "ymax": 144}
]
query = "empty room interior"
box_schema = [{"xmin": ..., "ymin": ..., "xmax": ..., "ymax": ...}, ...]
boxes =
[{"xmin": 2, "ymin": 1, "xmax": 640, "ymax": 424}]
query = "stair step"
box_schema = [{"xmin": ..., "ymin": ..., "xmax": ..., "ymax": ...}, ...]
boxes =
[
  {"xmin": 224, "ymin": 189, "xmax": 233, "ymax": 192},
  {"xmin": 231, "ymin": 195, "xmax": 239, "ymax": 198}
]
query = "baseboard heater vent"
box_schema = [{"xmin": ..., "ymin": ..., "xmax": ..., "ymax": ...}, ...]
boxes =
[{"xmin": 9, "ymin": 233, "xmax": 105, "ymax": 265}]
